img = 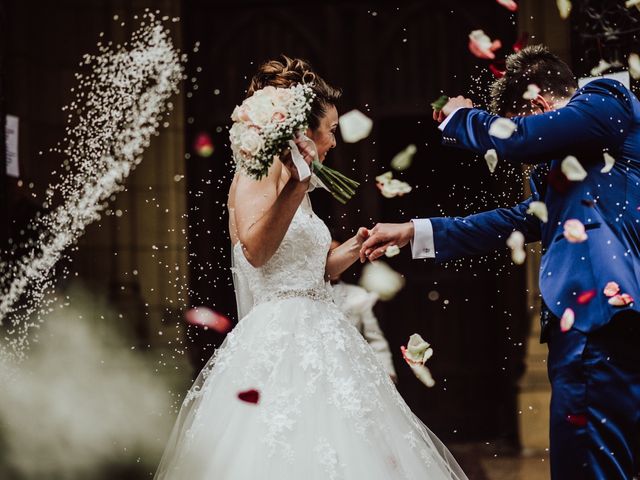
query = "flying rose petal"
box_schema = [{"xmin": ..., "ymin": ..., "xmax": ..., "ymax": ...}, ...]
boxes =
[
  {"xmin": 391, "ymin": 144, "xmax": 417, "ymax": 171},
  {"xmin": 375, "ymin": 171, "xmax": 393, "ymax": 184},
  {"xmin": 556, "ymin": 0, "xmax": 572, "ymax": 19},
  {"xmin": 401, "ymin": 334, "xmax": 433, "ymax": 365},
  {"xmin": 488, "ymin": 63, "xmax": 505, "ymax": 79},
  {"xmin": 603, "ymin": 281, "xmax": 620, "ymax": 297},
  {"xmin": 468, "ymin": 30, "xmax": 502, "ymax": 60},
  {"xmin": 560, "ymin": 308, "xmax": 575, "ymax": 332},
  {"xmin": 488, "ymin": 118, "xmax": 517, "ymax": 139},
  {"xmin": 237, "ymin": 389, "xmax": 260, "ymax": 404},
  {"xmin": 561, "ymin": 155, "xmax": 587, "ymax": 181},
  {"xmin": 496, "ymin": 0, "xmax": 518, "ymax": 11},
  {"xmin": 409, "ymin": 363, "xmax": 436, "ymax": 388},
  {"xmin": 376, "ymin": 172, "xmax": 413, "ymax": 198},
  {"xmin": 385, "ymin": 245, "xmax": 401, "ymax": 258},
  {"xmin": 601, "ymin": 152, "xmax": 615, "ymax": 173},
  {"xmin": 484, "ymin": 149, "xmax": 499, "ymax": 173},
  {"xmin": 581, "ymin": 199, "xmax": 596, "ymax": 207},
  {"xmin": 608, "ymin": 293, "xmax": 634, "ymax": 307},
  {"xmin": 577, "ymin": 289, "xmax": 596, "ymax": 305},
  {"xmin": 526, "ymin": 201, "xmax": 548, "ymax": 223},
  {"xmin": 194, "ymin": 132, "xmax": 214, "ymax": 157},
  {"xmin": 506, "ymin": 230, "xmax": 526, "ymax": 265},
  {"xmin": 185, "ymin": 306, "xmax": 232, "ymax": 333},
  {"xmin": 401, "ymin": 335, "xmax": 436, "ymax": 388},
  {"xmin": 626, "ymin": 0, "xmax": 640, "ymax": 10},
  {"xmin": 590, "ymin": 59, "xmax": 612, "ymax": 77},
  {"xmin": 338, "ymin": 109, "xmax": 373, "ymax": 143},
  {"xmin": 563, "ymin": 219, "xmax": 588, "ymax": 243},
  {"xmin": 359, "ymin": 261, "xmax": 405, "ymax": 301},
  {"xmin": 512, "ymin": 32, "xmax": 529, "ymax": 52},
  {"xmin": 522, "ymin": 84, "xmax": 541, "ymax": 101},
  {"xmin": 629, "ymin": 53, "xmax": 640, "ymax": 79}
]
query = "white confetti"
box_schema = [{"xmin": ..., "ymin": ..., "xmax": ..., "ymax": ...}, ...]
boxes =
[
  {"xmin": 560, "ymin": 308, "xmax": 575, "ymax": 332},
  {"xmin": 0, "ymin": 14, "xmax": 183, "ymax": 363},
  {"xmin": 629, "ymin": 53, "xmax": 640, "ymax": 79},
  {"xmin": 526, "ymin": 201, "xmax": 549, "ymax": 223},
  {"xmin": 556, "ymin": 0, "xmax": 572, "ymax": 19},
  {"xmin": 563, "ymin": 219, "xmax": 588, "ymax": 243},
  {"xmin": 391, "ymin": 144, "xmax": 417, "ymax": 171},
  {"xmin": 590, "ymin": 59, "xmax": 612, "ymax": 76},
  {"xmin": 522, "ymin": 83, "xmax": 541, "ymax": 101},
  {"xmin": 561, "ymin": 155, "xmax": 587, "ymax": 181},
  {"xmin": 506, "ymin": 231, "xmax": 526, "ymax": 265},
  {"xmin": 488, "ymin": 118, "xmax": 517, "ymax": 139},
  {"xmin": 385, "ymin": 245, "xmax": 400, "ymax": 258},
  {"xmin": 484, "ymin": 149, "xmax": 498, "ymax": 173},
  {"xmin": 338, "ymin": 109, "xmax": 373, "ymax": 143},
  {"xmin": 601, "ymin": 152, "xmax": 615, "ymax": 173},
  {"xmin": 359, "ymin": 261, "xmax": 405, "ymax": 301}
]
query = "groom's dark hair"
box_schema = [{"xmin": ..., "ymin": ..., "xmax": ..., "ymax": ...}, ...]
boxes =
[{"xmin": 490, "ymin": 45, "xmax": 578, "ymax": 116}]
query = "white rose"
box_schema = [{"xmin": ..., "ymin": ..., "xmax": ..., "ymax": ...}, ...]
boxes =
[{"xmin": 239, "ymin": 128, "xmax": 264, "ymax": 156}]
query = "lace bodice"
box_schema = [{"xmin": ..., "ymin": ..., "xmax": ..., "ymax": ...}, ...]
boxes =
[{"xmin": 232, "ymin": 195, "xmax": 332, "ymax": 307}]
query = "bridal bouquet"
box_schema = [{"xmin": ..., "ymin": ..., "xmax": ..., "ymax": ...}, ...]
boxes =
[{"xmin": 229, "ymin": 84, "xmax": 359, "ymax": 204}]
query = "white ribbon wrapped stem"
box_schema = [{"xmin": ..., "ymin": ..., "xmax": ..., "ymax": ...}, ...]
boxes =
[{"xmin": 288, "ymin": 134, "xmax": 330, "ymax": 192}]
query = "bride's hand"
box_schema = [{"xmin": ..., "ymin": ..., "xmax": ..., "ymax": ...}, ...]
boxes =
[
  {"xmin": 280, "ymin": 136, "xmax": 314, "ymax": 183},
  {"xmin": 355, "ymin": 227, "xmax": 370, "ymax": 245}
]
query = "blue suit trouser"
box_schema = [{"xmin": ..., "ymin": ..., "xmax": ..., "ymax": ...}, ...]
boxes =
[{"xmin": 547, "ymin": 312, "xmax": 640, "ymax": 479}]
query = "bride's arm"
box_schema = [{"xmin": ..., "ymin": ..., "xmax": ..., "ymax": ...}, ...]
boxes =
[
  {"xmin": 325, "ymin": 228, "xmax": 369, "ymax": 281},
  {"xmin": 232, "ymin": 147, "xmax": 312, "ymax": 268}
]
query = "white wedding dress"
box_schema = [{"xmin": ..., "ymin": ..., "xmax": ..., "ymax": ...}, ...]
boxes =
[{"xmin": 155, "ymin": 195, "xmax": 468, "ymax": 480}]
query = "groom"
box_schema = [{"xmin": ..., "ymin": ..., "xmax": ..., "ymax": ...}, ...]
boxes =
[{"xmin": 361, "ymin": 45, "xmax": 640, "ymax": 480}]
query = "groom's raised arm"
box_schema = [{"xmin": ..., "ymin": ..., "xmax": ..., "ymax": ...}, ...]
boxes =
[
  {"xmin": 440, "ymin": 79, "xmax": 633, "ymax": 165},
  {"xmin": 362, "ymin": 196, "xmax": 541, "ymax": 262},
  {"xmin": 414, "ymin": 196, "xmax": 541, "ymax": 263}
]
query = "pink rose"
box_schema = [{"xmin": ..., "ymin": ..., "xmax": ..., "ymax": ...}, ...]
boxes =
[{"xmin": 603, "ymin": 281, "xmax": 620, "ymax": 297}]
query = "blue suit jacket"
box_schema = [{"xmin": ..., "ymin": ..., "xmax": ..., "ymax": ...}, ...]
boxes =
[{"xmin": 434, "ymin": 79, "xmax": 640, "ymax": 332}]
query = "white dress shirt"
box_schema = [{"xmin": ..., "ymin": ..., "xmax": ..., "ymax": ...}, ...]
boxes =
[{"xmin": 331, "ymin": 282, "xmax": 397, "ymax": 377}]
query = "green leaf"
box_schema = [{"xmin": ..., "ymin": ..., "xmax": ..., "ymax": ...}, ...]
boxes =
[{"xmin": 430, "ymin": 95, "xmax": 449, "ymax": 112}]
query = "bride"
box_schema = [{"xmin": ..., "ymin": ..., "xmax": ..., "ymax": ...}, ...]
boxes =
[{"xmin": 154, "ymin": 56, "xmax": 467, "ymax": 480}]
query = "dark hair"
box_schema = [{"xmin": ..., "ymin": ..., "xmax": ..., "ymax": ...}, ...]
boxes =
[
  {"xmin": 247, "ymin": 55, "xmax": 341, "ymax": 130},
  {"xmin": 490, "ymin": 45, "xmax": 578, "ymax": 115}
]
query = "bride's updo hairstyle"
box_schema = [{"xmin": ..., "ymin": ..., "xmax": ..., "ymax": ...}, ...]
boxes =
[{"xmin": 247, "ymin": 55, "xmax": 341, "ymax": 130}]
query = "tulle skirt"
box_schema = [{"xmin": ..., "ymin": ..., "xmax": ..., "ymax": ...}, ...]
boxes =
[{"xmin": 155, "ymin": 295, "xmax": 467, "ymax": 479}]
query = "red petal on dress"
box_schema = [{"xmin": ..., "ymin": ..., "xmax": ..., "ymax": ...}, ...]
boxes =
[
  {"xmin": 577, "ymin": 290, "xmax": 596, "ymax": 305},
  {"xmin": 237, "ymin": 389, "xmax": 260, "ymax": 404},
  {"xmin": 566, "ymin": 413, "xmax": 588, "ymax": 427}
]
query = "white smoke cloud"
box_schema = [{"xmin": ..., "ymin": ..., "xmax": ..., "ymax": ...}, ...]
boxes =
[{"xmin": 0, "ymin": 286, "xmax": 179, "ymax": 479}]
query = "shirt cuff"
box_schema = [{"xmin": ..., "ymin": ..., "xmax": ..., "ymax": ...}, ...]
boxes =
[
  {"xmin": 410, "ymin": 219, "xmax": 435, "ymax": 259},
  {"xmin": 438, "ymin": 107, "xmax": 463, "ymax": 132}
]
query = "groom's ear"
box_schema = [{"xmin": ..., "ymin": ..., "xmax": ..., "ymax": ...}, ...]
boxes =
[{"xmin": 531, "ymin": 94, "xmax": 552, "ymax": 113}]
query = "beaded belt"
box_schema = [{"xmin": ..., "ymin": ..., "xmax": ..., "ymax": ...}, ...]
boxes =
[{"xmin": 265, "ymin": 287, "xmax": 333, "ymax": 303}]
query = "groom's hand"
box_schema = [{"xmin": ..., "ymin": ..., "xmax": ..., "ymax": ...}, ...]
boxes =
[
  {"xmin": 359, "ymin": 222, "xmax": 414, "ymax": 262},
  {"xmin": 433, "ymin": 95, "xmax": 473, "ymax": 123}
]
